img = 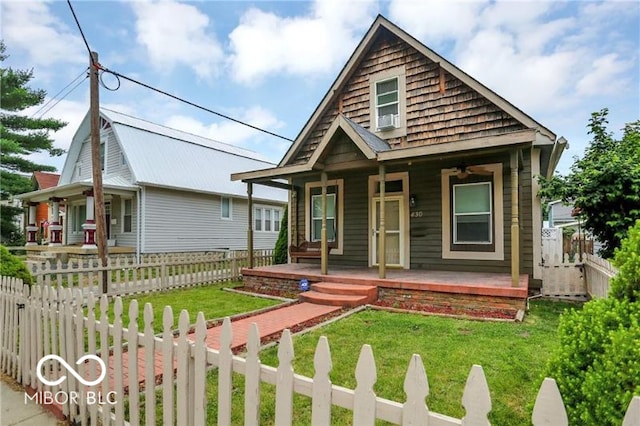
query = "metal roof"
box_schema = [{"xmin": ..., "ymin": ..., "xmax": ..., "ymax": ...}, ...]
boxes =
[
  {"xmin": 60, "ymin": 109, "xmax": 287, "ymax": 203},
  {"xmin": 342, "ymin": 116, "xmax": 391, "ymax": 153}
]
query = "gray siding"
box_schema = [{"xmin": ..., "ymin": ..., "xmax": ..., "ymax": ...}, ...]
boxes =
[
  {"xmin": 74, "ymin": 138, "xmax": 93, "ymax": 182},
  {"xmin": 142, "ymin": 187, "xmax": 281, "ymax": 253},
  {"xmin": 72, "ymin": 130, "xmax": 133, "ymax": 183},
  {"xmin": 105, "ymin": 133, "xmax": 132, "ymax": 181}
]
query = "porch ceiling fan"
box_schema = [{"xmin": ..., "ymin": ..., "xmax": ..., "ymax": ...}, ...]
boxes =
[{"xmin": 442, "ymin": 165, "xmax": 493, "ymax": 179}]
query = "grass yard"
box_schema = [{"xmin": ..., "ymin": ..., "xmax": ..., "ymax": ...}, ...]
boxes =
[
  {"xmin": 88, "ymin": 282, "xmax": 281, "ymax": 334},
  {"xmin": 198, "ymin": 299, "xmax": 578, "ymax": 425}
]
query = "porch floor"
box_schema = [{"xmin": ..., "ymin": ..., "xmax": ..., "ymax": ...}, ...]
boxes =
[{"xmin": 242, "ymin": 263, "xmax": 528, "ymax": 298}]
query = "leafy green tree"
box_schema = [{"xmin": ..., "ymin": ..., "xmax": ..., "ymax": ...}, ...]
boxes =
[
  {"xmin": 0, "ymin": 41, "xmax": 66, "ymax": 243},
  {"xmin": 539, "ymin": 109, "xmax": 640, "ymax": 258},
  {"xmin": 273, "ymin": 205, "xmax": 288, "ymax": 264}
]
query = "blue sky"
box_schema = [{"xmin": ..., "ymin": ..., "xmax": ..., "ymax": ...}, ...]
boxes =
[{"xmin": 2, "ymin": 0, "xmax": 639, "ymax": 175}]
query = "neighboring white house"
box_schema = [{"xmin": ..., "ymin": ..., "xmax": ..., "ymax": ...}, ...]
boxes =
[
  {"xmin": 548, "ymin": 200, "xmax": 575, "ymax": 228},
  {"xmin": 18, "ymin": 108, "xmax": 287, "ymax": 255}
]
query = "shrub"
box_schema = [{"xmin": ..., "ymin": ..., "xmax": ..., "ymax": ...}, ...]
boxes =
[
  {"xmin": 0, "ymin": 245, "xmax": 32, "ymax": 284},
  {"xmin": 273, "ymin": 205, "xmax": 288, "ymax": 264},
  {"xmin": 609, "ymin": 219, "xmax": 640, "ymax": 302},
  {"xmin": 545, "ymin": 220, "xmax": 640, "ymax": 425}
]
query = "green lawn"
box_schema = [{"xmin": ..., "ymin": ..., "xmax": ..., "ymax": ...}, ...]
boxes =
[
  {"xmin": 89, "ymin": 282, "xmax": 281, "ymax": 334},
  {"xmin": 200, "ymin": 299, "xmax": 578, "ymax": 425}
]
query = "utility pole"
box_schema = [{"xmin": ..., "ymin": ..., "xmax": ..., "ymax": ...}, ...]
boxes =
[{"xmin": 90, "ymin": 51, "xmax": 109, "ymax": 293}]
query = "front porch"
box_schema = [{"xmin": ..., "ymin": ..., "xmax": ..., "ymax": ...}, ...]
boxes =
[
  {"xmin": 23, "ymin": 244, "xmax": 136, "ymax": 263},
  {"xmin": 242, "ymin": 263, "xmax": 528, "ymax": 319}
]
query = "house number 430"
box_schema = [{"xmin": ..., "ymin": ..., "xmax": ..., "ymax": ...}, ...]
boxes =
[{"xmin": 410, "ymin": 211, "xmax": 423, "ymax": 218}]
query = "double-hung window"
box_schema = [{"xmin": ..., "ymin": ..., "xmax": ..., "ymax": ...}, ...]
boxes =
[
  {"xmin": 122, "ymin": 199, "xmax": 132, "ymax": 233},
  {"xmin": 311, "ymin": 194, "xmax": 336, "ymax": 242},
  {"xmin": 375, "ymin": 77, "xmax": 399, "ymax": 130},
  {"xmin": 254, "ymin": 208, "xmax": 262, "ymax": 231},
  {"xmin": 453, "ymin": 182, "xmax": 492, "ymax": 244},
  {"xmin": 73, "ymin": 205, "xmax": 86, "ymax": 233},
  {"xmin": 221, "ymin": 197, "xmax": 232, "ymax": 219}
]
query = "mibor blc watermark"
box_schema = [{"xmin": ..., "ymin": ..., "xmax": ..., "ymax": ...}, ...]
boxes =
[{"xmin": 25, "ymin": 354, "xmax": 117, "ymax": 405}]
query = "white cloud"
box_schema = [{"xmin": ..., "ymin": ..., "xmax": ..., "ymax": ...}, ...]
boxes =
[
  {"xmin": 1, "ymin": 1, "xmax": 85, "ymax": 67},
  {"xmin": 388, "ymin": 0, "xmax": 484, "ymax": 44},
  {"xmin": 388, "ymin": 0, "xmax": 638, "ymax": 116},
  {"xmin": 130, "ymin": 0, "xmax": 224, "ymax": 79},
  {"xmin": 227, "ymin": 0, "xmax": 377, "ymax": 84},
  {"xmin": 576, "ymin": 53, "xmax": 635, "ymax": 96}
]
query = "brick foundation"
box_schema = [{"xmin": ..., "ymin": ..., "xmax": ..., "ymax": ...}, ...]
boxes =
[{"xmin": 243, "ymin": 274, "xmax": 526, "ymax": 317}]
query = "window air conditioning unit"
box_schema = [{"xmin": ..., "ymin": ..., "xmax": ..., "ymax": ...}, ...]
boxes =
[{"xmin": 377, "ymin": 114, "xmax": 398, "ymax": 130}]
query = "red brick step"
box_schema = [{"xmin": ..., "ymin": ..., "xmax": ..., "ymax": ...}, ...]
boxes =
[{"xmin": 300, "ymin": 282, "xmax": 378, "ymax": 307}]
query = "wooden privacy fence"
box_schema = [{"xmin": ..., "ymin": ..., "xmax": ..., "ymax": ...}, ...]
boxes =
[
  {"xmin": 584, "ymin": 253, "xmax": 618, "ymax": 298},
  {"xmin": 27, "ymin": 249, "xmax": 273, "ymax": 297},
  {"xmin": 541, "ymin": 228, "xmax": 618, "ymax": 299},
  {"xmin": 1, "ymin": 279, "xmax": 639, "ymax": 426}
]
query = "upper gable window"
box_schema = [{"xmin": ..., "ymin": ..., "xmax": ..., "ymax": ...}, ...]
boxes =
[
  {"xmin": 369, "ymin": 66, "xmax": 406, "ymax": 139},
  {"xmin": 375, "ymin": 78, "xmax": 399, "ymax": 130}
]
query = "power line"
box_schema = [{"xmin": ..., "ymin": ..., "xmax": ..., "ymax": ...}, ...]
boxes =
[
  {"xmin": 35, "ymin": 76, "xmax": 88, "ymax": 119},
  {"xmin": 31, "ymin": 68, "xmax": 88, "ymax": 118},
  {"xmin": 102, "ymin": 67, "xmax": 294, "ymax": 142},
  {"xmin": 67, "ymin": 0, "xmax": 94, "ymax": 64},
  {"xmin": 66, "ymin": 0, "xmax": 294, "ymax": 143}
]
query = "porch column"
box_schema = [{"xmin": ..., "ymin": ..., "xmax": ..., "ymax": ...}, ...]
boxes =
[
  {"xmin": 378, "ymin": 164, "xmax": 386, "ymax": 279},
  {"xmin": 82, "ymin": 189, "xmax": 97, "ymax": 249},
  {"xmin": 321, "ymin": 172, "xmax": 328, "ymax": 275},
  {"xmin": 510, "ymin": 151, "xmax": 520, "ymax": 287},
  {"xmin": 25, "ymin": 202, "xmax": 38, "ymax": 246},
  {"xmin": 49, "ymin": 198, "xmax": 63, "ymax": 246},
  {"xmin": 247, "ymin": 182, "xmax": 254, "ymax": 269}
]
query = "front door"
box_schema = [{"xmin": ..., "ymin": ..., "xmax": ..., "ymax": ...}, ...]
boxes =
[{"xmin": 372, "ymin": 196, "xmax": 404, "ymax": 267}]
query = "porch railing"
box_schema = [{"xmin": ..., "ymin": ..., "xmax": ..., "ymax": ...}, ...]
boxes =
[{"xmin": 27, "ymin": 249, "xmax": 273, "ymax": 297}]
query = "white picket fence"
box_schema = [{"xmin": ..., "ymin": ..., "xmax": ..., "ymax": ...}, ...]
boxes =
[
  {"xmin": 27, "ymin": 249, "xmax": 273, "ymax": 297},
  {"xmin": 1, "ymin": 278, "xmax": 639, "ymax": 425}
]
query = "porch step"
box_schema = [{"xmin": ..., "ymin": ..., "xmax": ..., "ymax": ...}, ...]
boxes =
[{"xmin": 299, "ymin": 282, "xmax": 378, "ymax": 308}]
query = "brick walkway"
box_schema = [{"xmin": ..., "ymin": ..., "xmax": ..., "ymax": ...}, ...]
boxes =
[{"xmin": 106, "ymin": 303, "xmax": 342, "ymax": 389}]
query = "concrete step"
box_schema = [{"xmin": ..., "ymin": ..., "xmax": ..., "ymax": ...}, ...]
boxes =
[
  {"xmin": 299, "ymin": 291, "xmax": 370, "ymax": 308},
  {"xmin": 311, "ymin": 282, "xmax": 377, "ymax": 299}
]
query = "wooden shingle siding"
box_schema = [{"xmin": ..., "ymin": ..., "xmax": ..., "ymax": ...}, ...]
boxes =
[{"xmin": 290, "ymin": 30, "xmax": 526, "ymax": 165}]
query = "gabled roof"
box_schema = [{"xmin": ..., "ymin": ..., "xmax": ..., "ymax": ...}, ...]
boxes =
[
  {"xmin": 279, "ymin": 14, "xmax": 557, "ymax": 167},
  {"xmin": 307, "ymin": 114, "xmax": 390, "ymax": 168},
  {"xmin": 59, "ymin": 109, "xmax": 287, "ymax": 203},
  {"xmin": 32, "ymin": 171, "xmax": 60, "ymax": 189}
]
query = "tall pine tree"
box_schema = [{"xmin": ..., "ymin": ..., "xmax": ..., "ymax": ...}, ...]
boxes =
[{"xmin": 1, "ymin": 41, "xmax": 67, "ymax": 244}]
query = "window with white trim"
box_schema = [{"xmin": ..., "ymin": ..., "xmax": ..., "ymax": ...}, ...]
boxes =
[
  {"xmin": 375, "ymin": 77, "xmax": 399, "ymax": 130},
  {"xmin": 254, "ymin": 207, "xmax": 262, "ymax": 231},
  {"xmin": 253, "ymin": 206, "xmax": 282, "ymax": 233},
  {"xmin": 369, "ymin": 67, "xmax": 406, "ymax": 138},
  {"xmin": 72, "ymin": 204, "xmax": 86, "ymax": 233},
  {"xmin": 311, "ymin": 194, "xmax": 336, "ymax": 242},
  {"xmin": 274, "ymin": 210, "xmax": 281, "ymax": 232},
  {"xmin": 122, "ymin": 199, "xmax": 132, "ymax": 233},
  {"xmin": 453, "ymin": 182, "xmax": 492, "ymax": 244},
  {"xmin": 221, "ymin": 197, "xmax": 232, "ymax": 220}
]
